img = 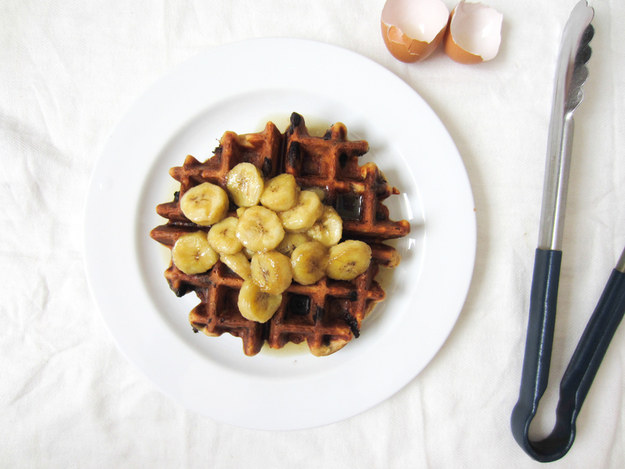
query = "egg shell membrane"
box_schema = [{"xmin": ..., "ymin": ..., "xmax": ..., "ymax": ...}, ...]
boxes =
[{"xmin": 444, "ymin": 1, "xmax": 503, "ymax": 64}]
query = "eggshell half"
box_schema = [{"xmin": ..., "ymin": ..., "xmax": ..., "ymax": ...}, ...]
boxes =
[
  {"xmin": 444, "ymin": 1, "xmax": 503, "ymax": 64},
  {"xmin": 381, "ymin": 0, "xmax": 450, "ymax": 63}
]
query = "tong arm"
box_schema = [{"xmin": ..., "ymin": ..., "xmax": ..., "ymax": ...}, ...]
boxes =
[{"xmin": 511, "ymin": 248, "xmax": 625, "ymax": 462}]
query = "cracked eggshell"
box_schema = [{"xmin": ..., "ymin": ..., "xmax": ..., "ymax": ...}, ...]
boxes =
[
  {"xmin": 381, "ymin": 0, "xmax": 450, "ymax": 63},
  {"xmin": 444, "ymin": 1, "xmax": 503, "ymax": 64}
]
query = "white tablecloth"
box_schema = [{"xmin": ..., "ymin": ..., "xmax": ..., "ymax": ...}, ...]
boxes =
[{"xmin": 2, "ymin": 0, "xmax": 624, "ymax": 467}]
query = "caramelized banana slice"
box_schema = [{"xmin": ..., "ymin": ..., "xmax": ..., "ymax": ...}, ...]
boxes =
[
  {"xmin": 278, "ymin": 190, "xmax": 323, "ymax": 232},
  {"xmin": 250, "ymin": 251, "xmax": 293, "ymax": 294},
  {"xmin": 180, "ymin": 182, "xmax": 229, "ymax": 226},
  {"xmin": 226, "ymin": 162, "xmax": 264, "ymax": 207},
  {"xmin": 326, "ymin": 240, "xmax": 372, "ymax": 280},
  {"xmin": 207, "ymin": 217, "xmax": 242, "ymax": 254},
  {"xmin": 172, "ymin": 231, "xmax": 219, "ymax": 275},
  {"xmin": 260, "ymin": 173, "xmax": 299, "ymax": 212},
  {"xmin": 220, "ymin": 252, "xmax": 251, "ymax": 280},
  {"xmin": 238, "ymin": 280, "xmax": 282, "ymax": 323},
  {"xmin": 276, "ymin": 232, "xmax": 312, "ymax": 257},
  {"xmin": 307, "ymin": 205, "xmax": 343, "ymax": 247},
  {"xmin": 291, "ymin": 241, "xmax": 329, "ymax": 285},
  {"xmin": 236, "ymin": 206, "xmax": 285, "ymax": 252},
  {"xmin": 306, "ymin": 186, "xmax": 326, "ymax": 202}
]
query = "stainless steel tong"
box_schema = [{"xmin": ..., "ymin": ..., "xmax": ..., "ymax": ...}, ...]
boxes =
[{"xmin": 511, "ymin": 0, "xmax": 625, "ymax": 462}]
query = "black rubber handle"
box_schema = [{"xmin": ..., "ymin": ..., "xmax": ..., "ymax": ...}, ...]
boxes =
[{"xmin": 511, "ymin": 248, "xmax": 625, "ymax": 462}]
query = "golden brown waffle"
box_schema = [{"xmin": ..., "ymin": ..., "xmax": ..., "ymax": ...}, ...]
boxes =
[{"xmin": 150, "ymin": 113, "xmax": 410, "ymax": 356}]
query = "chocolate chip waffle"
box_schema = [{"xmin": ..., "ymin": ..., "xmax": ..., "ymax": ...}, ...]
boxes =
[{"xmin": 150, "ymin": 113, "xmax": 410, "ymax": 356}]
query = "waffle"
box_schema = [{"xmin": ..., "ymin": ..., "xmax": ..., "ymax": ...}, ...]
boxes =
[{"xmin": 150, "ymin": 113, "xmax": 410, "ymax": 356}]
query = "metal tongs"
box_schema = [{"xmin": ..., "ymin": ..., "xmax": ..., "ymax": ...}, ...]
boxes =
[{"xmin": 511, "ymin": 0, "xmax": 625, "ymax": 462}]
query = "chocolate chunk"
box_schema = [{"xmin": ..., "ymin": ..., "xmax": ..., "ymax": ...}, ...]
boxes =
[
  {"xmin": 173, "ymin": 283, "xmax": 191, "ymax": 297},
  {"xmin": 290, "ymin": 112, "xmax": 303, "ymax": 128},
  {"xmin": 288, "ymin": 294, "xmax": 311, "ymax": 316},
  {"xmin": 262, "ymin": 157, "xmax": 272, "ymax": 177},
  {"xmin": 338, "ymin": 152, "xmax": 348, "ymax": 168},
  {"xmin": 342, "ymin": 311, "xmax": 360, "ymax": 338},
  {"xmin": 287, "ymin": 141, "xmax": 301, "ymax": 168}
]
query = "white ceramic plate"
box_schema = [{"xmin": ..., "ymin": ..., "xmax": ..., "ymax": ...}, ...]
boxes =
[{"xmin": 84, "ymin": 38, "xmax": 476, "ymax": 430}]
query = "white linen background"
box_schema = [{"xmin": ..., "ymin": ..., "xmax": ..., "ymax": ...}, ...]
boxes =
[{"xmin": 1, "ymin": 0, "xmax": 624, "ymax": 467}]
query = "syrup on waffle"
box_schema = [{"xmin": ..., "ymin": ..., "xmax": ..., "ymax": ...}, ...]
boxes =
[{"xmin": 150, "ymin": 113, "xmax": 410, "ymax": 356}]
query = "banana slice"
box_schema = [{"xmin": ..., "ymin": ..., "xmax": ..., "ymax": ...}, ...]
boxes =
[
  {"xmin": 278, "ymin": 190, "xmax": 323, "ymax": 232},
  {"xmin": 180, "ymin": 182, "xmax": 229, "ymax": 226},
  {"xmin": 291, "ymin": 241, "xmax": 329, "ymax": 285},
  {"xmin": 250, "ymin": 251, "xmax": 293, "ymax": 294},
  {"xmin": 236, "ymin": 206, "xmax": 285, "ymax": 252},
  {"xmin": 276, "ymin": 232, "xmax": 312, "ymax": 257},
  {"xmin": 172, "ymin": 231, "xmax": 219, "ymax": 275},
  {"xmin": 226, "ymin": 162, "xmax": 264, "ymax": 207},
  {"xmin": 207, "ymin": 217, "xmax": 242, "ymax": 254},
  {"xmin": 306, "ymin": 186, "xmax": 326, "ymax": 202},
  {"xmin": 238, "ymin": 279, "xmax": 282, "ymax": 323},
  {"xmin": 326, "ymin": 240, "xmax": 372, "ymax": 280},
  {"xmin": 242, "ymin": 247, "xmax": 255, "ymax": 259},
  {"xmin": 260, "ymin": 173, "xmax": 299, "ymax": 212},
  {"xmin": 236, "ymin": 207, "xmax": 247, "ymax": 218},
  {"xmin": 220, "ymin": 252, "xmax": 251, "ymax": 280},
  {"xmin": 307, "ymin": 205, "xmax": 343, "ymax": 247}
]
